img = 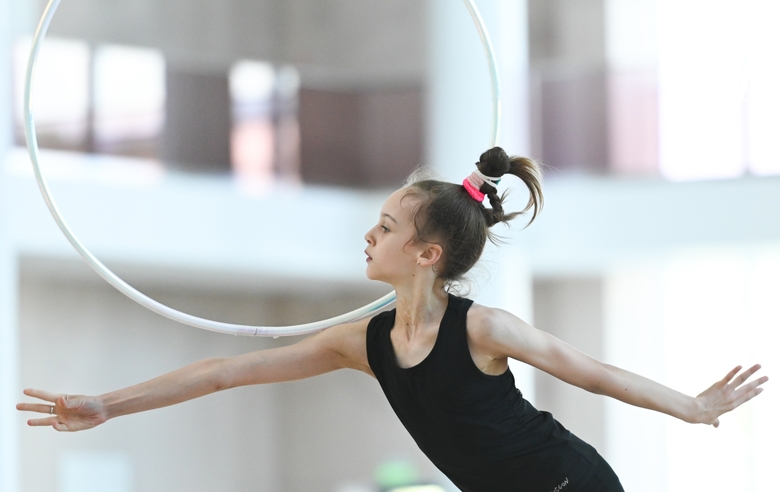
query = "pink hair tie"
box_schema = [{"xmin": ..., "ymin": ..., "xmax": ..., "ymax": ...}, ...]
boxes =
[
  {"xmin": 463, "ymin": 170, "xmax": 501, "ymax": 202},
  {"xmin": 462, "ymin": 177, "xmax": 485, "ymax": 202}
]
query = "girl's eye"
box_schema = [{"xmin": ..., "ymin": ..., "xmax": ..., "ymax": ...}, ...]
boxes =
[{"xmin": 381, "ymin": 226, "xmax": 390, "ymax": 232}]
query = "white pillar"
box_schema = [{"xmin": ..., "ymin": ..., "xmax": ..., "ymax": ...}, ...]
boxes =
[
  {"xmin": 0, "ymin": 0, "xmax": 12, "ymax": 150},
  {"xmin": 603, "ymin": 267, "xmax": 666, "ymax": 492},
  {"xmin": 427, "ymin": 0, "xmax": 531, "ymax": 180},
  {"xmin": 0, "ymin": 246, "xmax": 19, "ymax": 492},
  {"xmin": 475, "ymin": 242, "xmax": 535, "ymax": 400},
  {"xmin": 0, "ymin": 26, "xmax": 20, "ymax": 492},
  {"xmin": 1, "ymin": 0, "xmax": 21, "ymax": 488},
  {"xmin": 427, "ymin": 0, "xmax": 535, "ymax": 399}
]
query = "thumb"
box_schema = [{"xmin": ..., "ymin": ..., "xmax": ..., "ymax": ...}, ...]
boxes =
[
  {"xmin": 712, "ymin": 418, "xmax": 720, "ymax": 428},
  {"xmin": 53, "ymin": 421, "xmax": 70, "ymax": 432}
]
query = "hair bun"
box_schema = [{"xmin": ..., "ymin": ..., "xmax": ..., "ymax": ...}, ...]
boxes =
[{"xmin": 477, "ymin": 147, "xmax": 510, "ymax": 177}]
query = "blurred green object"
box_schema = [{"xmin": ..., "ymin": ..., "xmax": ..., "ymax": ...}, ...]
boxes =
[{"xmin": 374, "ymin": 460, "xmax": 419, "ymax": 488}]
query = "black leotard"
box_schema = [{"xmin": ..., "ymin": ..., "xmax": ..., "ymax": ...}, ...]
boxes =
[{"xmin": 366, "ymin": 294, "xmax": 624, "ymax": 492}]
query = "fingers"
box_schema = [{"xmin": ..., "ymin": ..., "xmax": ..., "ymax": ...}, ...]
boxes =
[
  {"xmin": 730, "ymin": 377, "xmax": 768, "ymax": 409},
  {"xmin": 52, "ymin": 422, "xmax": 71, "ymax": 432},
  {"xmin": 26, "ymin": 416, "xmax": 59, "ymax": 427},
  {"xmin": 727, "ymin": 364, "xmax": 762, "ymax": 391},
  {"xmin": 27, "ymin": 417, "xmax": 72, "ymax": 432},
  {"xmin": 697, "ymin": 364, "xmax": 768, "ymax": 427},
  {"xmin": 16, "ymin": 402, "xmax": 56, "ymax": 415},
  {"xmin": 18, "ymin": 391, "xmax": 100, "ymax": 433},
  {"xmin": 18, "ymin": 390, "xmax": 74, "ymax": 413},
  {"xmin": 710, "ymin": 365, "xmax": 769, "ymax": 419},
  {"xmin": 720, "ymin": 366, "xmax": 742, "ymax": 386},
  {"xmin": 21, "ymin": 388, "xmax": 59, "ymax": 403}
]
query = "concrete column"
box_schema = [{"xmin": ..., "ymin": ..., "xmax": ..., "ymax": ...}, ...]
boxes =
[
  {"xmin": 475, "ymin": 242, "xmax": 536, "ymax": 399},
  {"xmin": 602, "ymin": 267, "xmax": 666, "ymax": 492},
  {"xmin": 1, "ymin": 0, "xmax": 19, "ymax": 486},
  {"xmin": 163, "ymin": 67, "xmax": 232, "ymax": 172},
  {"xmin": 427, "ymin": 0, "xmax": 531, "ymax": 181},
  {"xmin": 2, "ymin": 0, "xmax": 35, "ymax": 488},
  {"xmin": 533, "ymin": 278, "xmax": 606, "ymax": 451},
  {"xmin": 0, "ymin": 0, "xmax": 11, "ymax": 150},
  {"xmin": 0, "ymin": 248, "xmax": 19, "ymax": 492},
  {"xmin": 427, "ymin": 0, "xmax": 535, "ymax": 398}
]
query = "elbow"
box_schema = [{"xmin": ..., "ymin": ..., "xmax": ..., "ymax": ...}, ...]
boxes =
[
  {"xmin": 587, "ymin": 363, "xmax": 618, "ymax": 396},
  {"xmin": 586, "ymin": 379, "xmax": 608, "ymax": 396},
  {"xmin": 202, "ymin": 357, "xmax": 233, "ymax": 393}
]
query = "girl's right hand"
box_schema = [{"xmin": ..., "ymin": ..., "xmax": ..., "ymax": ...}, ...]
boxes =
[
  {"xmin": 692, "ymin": 364, "xmax": 768, "ymax": 428},
  {"xmin": 16, "ymin": 388, "xmax": 108, "ymax": 432}
]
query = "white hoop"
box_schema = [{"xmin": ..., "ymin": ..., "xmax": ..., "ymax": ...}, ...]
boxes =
[{"xmin": 23, "ymin": 0, "xmax": 501, "ymax": 337}]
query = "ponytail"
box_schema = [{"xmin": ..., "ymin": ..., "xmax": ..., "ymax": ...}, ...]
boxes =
[
  {"xmin": 474, "ymin": 147, "xmax": 544, "ymax": 229},
  {"xmin": 403, "ymin": 146, "xmax": 544, "ymax": 285}
]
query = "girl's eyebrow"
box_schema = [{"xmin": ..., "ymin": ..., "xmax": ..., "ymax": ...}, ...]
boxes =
[{"xmin": 381, "ymin": 213, "xmax": 398, "ymax": 224}]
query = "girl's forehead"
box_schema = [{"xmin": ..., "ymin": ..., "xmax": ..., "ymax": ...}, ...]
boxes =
[
  {"xmin": 380, "ymin": 189, "xmax": 403, "ymax": 211},
  {"xmin": 381, "ymin": 189, "xmax": 417, "ymax": 219}
]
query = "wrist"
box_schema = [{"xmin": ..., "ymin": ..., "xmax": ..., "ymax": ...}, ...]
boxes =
[
  {"xmin": 685, "ymin": 396, "xmax": 705, "ymax": 424},
  {"xmin": 98, "ymin": 393, "xmax": 118, "ymax": 421}
]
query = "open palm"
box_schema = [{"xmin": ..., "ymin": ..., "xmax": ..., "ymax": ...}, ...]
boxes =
[{"xmin": 695, "ymin": 364, "xmax": 768, "ymax": 427}]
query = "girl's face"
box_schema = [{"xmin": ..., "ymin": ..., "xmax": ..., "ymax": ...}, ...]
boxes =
[{"xmin": 364, "ymin": 189, "xmax": 424, "ymax": 284}]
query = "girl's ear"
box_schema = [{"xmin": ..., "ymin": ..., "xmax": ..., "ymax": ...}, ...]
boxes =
[{"xmin": 418, "ymin": 243, "xmax": 443, "ymax": 268}]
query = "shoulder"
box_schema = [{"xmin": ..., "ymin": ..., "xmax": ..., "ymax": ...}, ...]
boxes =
[
  {"xmin": 464, "ymin": 303, "xmax": 535, "ymax": 355},
  {"xmin": 461, "ymin": 302, "xmax": 528, "ymax": 374},
  {"xmin": 305, "ymin": 317, "xmax": 374, "ymax": 375},
  {"xmin": 464, "ymin": 302, "xmax": 496, "ymax": 333},
  {"xmin": 316, "ymin": 316, "xmax": 371, "ymax": 349},
  {"xmin": 465, "ymin": 303, "xmax": 522, "ymax": 337}
]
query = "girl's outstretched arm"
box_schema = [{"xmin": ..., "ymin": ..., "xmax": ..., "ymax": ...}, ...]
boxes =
[
  {"xmin": 16, "ymin": 319, "xmax": 372, "ymax": 432},
  {"xmin": 471, "ymin": 306, "xmax": 768, "ymax": 427}
]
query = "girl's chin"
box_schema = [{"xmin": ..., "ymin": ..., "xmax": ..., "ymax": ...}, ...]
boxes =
[
  {"xmin": 365, "ymin": 268, "xmax": 391, "ymax": 284},
  {"xmin": 365, "ymin": 271, "xmax": 383, "ymax": 282}
]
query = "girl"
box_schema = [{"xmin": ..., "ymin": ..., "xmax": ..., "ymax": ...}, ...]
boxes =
[{"xmin": 18, "ymin": 147, "xmax": 767, "ymax": 491}]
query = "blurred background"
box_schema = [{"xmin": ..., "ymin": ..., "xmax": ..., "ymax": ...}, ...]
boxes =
[{"xmin": 1, "ymin": 0, "xmax": 778, "ymax": 491}]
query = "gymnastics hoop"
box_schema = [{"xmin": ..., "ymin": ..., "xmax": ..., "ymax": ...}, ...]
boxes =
[{"xmin": 24, "ymin": 0, "xmax": 501, "ymax": 337}]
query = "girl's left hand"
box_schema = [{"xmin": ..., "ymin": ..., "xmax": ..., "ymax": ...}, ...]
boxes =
[{"xmin": 694, "ymin": 364, "xmax": 768, "ymax": 427}]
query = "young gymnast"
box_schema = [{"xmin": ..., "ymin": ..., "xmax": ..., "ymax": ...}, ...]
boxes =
[{"xmin": 18, "ymin": 147, "xmax": 768, "ymax": 491}]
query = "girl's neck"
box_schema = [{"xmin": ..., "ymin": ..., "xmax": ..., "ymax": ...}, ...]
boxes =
[{"xmin": 393, "ymin": 282, "xmax": 449, "ymax": 333}]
